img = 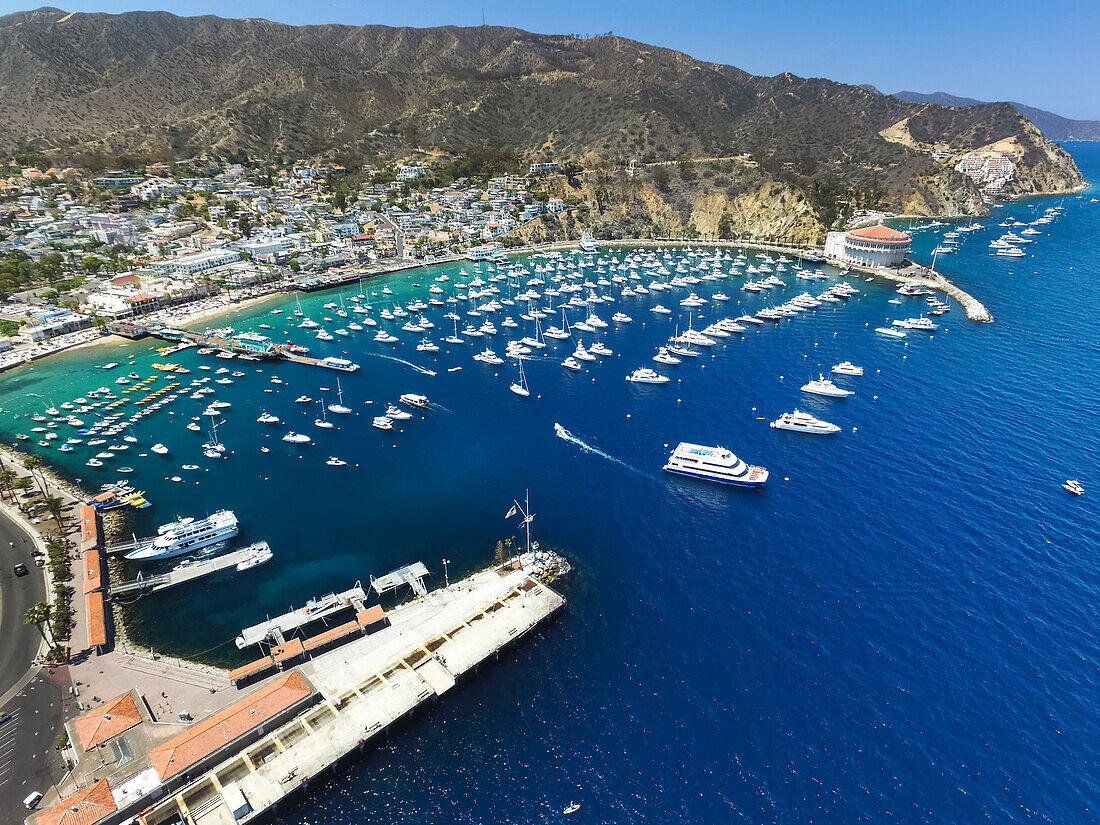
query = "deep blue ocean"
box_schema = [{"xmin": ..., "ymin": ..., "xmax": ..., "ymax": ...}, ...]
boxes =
[{"xmin": 2, "ymin": 144, "xmax": 1099, "ymax": 824}]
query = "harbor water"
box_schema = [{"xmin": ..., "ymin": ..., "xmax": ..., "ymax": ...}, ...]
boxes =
[{"xmin": 2, "ymin": 144, "xmax": 1099, "ymax": 823}]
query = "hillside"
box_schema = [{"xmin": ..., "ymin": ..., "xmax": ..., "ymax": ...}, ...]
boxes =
[
  {"xmin": 0, "ymin": 8, "xmax": 1085, "ymax": 243},
  {"xmin": 894, "ymin": 91, "xmax": 1100, "ymax": 142}
]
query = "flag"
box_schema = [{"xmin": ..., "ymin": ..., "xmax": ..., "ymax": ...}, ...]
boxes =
[
  {"xmin": 521, "ymin": 515, "xmax": 534, "ymax": 525},
  {"xmin": 505, "ymin": 504, "xmax": 518, "ymax": 519}
]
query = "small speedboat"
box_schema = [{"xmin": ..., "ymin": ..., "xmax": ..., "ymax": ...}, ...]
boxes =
[
  {"xmin": 326, "ymin": 457, "xmax": 347, "ymax": 466},
  {"xmin": 1063, "ymin": 479, "xmax": 1084, "ymax": 496}
]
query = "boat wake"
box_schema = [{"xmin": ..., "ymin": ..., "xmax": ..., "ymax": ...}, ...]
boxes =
[
  {"xmin": 368, "ymin": 353, "xmax": 437, "ymax": 377},
  {"xmin": 554, "ymin": 423, "xmax": 645, "ymax": 476}
]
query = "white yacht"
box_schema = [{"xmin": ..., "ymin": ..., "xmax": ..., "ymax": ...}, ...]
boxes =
[
  {"xmin": 612, "ymin": 312, "xmax": 632, "ymax": 323},
  {"xmin": 663, "ymin": 443, "xmax": 768, "ymax": 487},
  {"xmin": 831, "ymin": 362, "xmax": 864, "ymax": 376},
  {"xmin": 282, "ymin": 432, "xmax": 312, "ymax": 443},
  {"xmin": 400, "ymin": 393, "xmax": 429, "ymax": 408},
  {"xmin": 125, "ymin": 510, "xmax": 239, "ymax": 561},
  {"xmin": 770, "ymin": 410, "xmax": 841, "ymax": 434},
  {"xmin": 626, "ymin": 368, "xmax": 669, "ymax": 384},
  {"xmin": 372, "ymin": 416, "xmax": 394, "ymax": 430},
  {"xmin": 653, "ymin": 347, "xmax": 681, "ymax": 365},
  {"xmin": 801, "ymin": 375, "xmax": 853, "ymax": 397},
  {"xmin": 257, "ymin": 412, "xmax": 280, "ymax": 424},
  {"xmin": 151, "ymin": 443, "xmax": 169, "ymax": 455},
  {"xmin": 562, "ymin": 356, "xmax": 582, "ymax": 371},
  {"xmin": 474, "ymin": 348, "xmax": 504, "ymax": 365},
  {"xmin": 385, "ymin": 404, "xmax": 412, "ymax": 420},
  {"xmin": 875, "ymin": 326, "xmax": 907, "ymax": 338},
  {"xmin": 236, "ymin": 544, "xmax": 273, "ymax": 571}
]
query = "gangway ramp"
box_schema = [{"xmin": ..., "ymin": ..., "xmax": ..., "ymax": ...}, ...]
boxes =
[{"xmin": 371, "ymin": 562, "xmax": 429, "ymax": 598}]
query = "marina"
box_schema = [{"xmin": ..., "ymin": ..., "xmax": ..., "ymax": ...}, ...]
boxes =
[{"xmin": 4, "ymin": 172, "xmax": 1099, "ymax": 825}]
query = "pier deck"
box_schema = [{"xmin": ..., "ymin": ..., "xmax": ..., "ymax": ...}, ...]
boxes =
[
  {"xmin": 132, "ymin": 564, "xmax": 564, "ymax": 825},
  {"xmin": 110, "ymin": 542, "xmax": 271, "ymax": 597},
  {"xmin": 235, "ymin": 585, "xmax": 369, "ymax": 648}
]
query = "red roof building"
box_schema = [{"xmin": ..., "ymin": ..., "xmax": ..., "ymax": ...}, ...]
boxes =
[{"xmin": 36, "ymin": 779, "xmax": 117, "ymax": 825}]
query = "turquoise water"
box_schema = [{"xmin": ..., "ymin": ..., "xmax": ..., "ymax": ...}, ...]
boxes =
[{"xmin": 3, "ymin": 144, "xmax": 1099, "ymax": 823}]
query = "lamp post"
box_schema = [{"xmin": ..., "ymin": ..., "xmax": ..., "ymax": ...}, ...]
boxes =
[{"xmin": 442, "ymin": 558, "xmax": 450, "ymax": 588}]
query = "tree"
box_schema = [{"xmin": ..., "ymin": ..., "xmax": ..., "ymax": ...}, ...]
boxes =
[
  {"xmin": 0, "ymin": 469, "xmax": 14, "ymax": 502},
  {"xmin": 80, "ymin": 256, "xmax": 103, "ymax": 275},
  {"xmin": 12, "ymin": 476, "xmax": 33, "ymax": 506},
  {"xmin": 24, "ymin": 602, "xmax": 55, "ymax": 651},
  {"xmin": 23, "ymin": 454, "xmax": 47, "ymax": 497},
  {"xmin": 45, "ymin": 495, "xmax": 65, "ymax": 529}
]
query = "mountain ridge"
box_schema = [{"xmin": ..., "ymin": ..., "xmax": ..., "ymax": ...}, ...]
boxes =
[
  {"xmin": 0, "ymin": 8, "xmax": 1086, "ymax": 243},
  {"xmin": 892, "ymin": 90, "xmax": 1100, "ymax": 142}
]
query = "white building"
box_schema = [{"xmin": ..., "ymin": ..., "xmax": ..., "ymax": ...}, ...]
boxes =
[
  {"xmin": 168, "ymin": 249, "xmax": 241, "ymax": 276},
  {"xmin": 825, "ymin": 225, "xmax": 911, "ymax": 268},
  {"xmin": 529, "ymin": 162, "xmax": 562, "ymax": 174},
  {"xmin": 396, "ymin": 165, "xmax": 427, "ymax": 181}
]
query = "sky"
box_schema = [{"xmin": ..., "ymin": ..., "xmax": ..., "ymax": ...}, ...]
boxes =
[{"xmin": 4, "ymin": 0, "xmax": 1099, "ymax": 119}]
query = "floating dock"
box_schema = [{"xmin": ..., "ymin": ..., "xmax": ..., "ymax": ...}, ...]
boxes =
[
  {"xmin": 235, "ymin": 584, "xmax": 369, "ymax": 648},
  {"xmin": 110, "ymin": 542, "xmax": 272, "ymax": 597}
]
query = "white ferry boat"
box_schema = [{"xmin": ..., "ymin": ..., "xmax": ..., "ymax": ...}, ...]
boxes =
[
  {"xmin": 317, "ymin": 356, "xmax": 360, "ymax": 372},
  {"xmin": 579, "ymin": 232, "xmax": 601, "ymax": 253},
  {"xmin": 770, "ymin": 410, "xmax": 841, "ymax": 434},
  {"xmin": 663, "ymin": 443, "xmax": 769, "ymax": 487},
  {"xmin": 125, "ymin": 510, "xmax": 239, "ymax": 561}
]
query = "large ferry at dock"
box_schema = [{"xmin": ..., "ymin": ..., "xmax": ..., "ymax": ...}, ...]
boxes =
[
  {"xmin": 663, "ymin": 443, "xmax": 769, "ymax": 487},
  {"xmin": 125, "ymin": 509, "xmax": 240, "ymax": 561}
]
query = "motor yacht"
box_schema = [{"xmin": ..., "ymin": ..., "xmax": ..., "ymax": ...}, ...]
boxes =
[
  {"xmin": 831, "ymin": 362, "xmax": 864, "ymax": 376},
  {"xmin": 801, "ymin": 375, "xmax": 853, "ymax": 397},
  {"xmin": 770, "ymin": 410, "xmax": 841, "ymax": 434},
  {"xmin": 626, "ymin": 368, "xmax": 669, "ymax": 384}
]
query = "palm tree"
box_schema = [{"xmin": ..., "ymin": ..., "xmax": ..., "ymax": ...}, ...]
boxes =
[
  {"xmin": 12, "ymin": 477, "xmax": 33, "ymax": 509},
  {"xmin": 23, "ymin": 454, "xmax": 47, "ymax": 498},
  {"xmin": 23, "ymin": 602, "xmax": 55, "ymax": 651},
  {"xmin": 0, "ymin": 469, "xmax": 15, "ymax": 503},
  {"xmin": 45, "ymin": 495, "xmax": 65, "ymax": 529}
]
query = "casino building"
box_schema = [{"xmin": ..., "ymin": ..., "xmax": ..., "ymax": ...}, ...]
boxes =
[{"xmin": 824, "ymin": 224, "xmax": 912, "ymax": 268}]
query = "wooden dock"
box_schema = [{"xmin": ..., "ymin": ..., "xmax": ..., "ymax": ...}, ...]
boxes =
[
  {"xmin": 144, "ymin": 326, "xmax": 361, "ymax": 371},
  {"xmin": 110, "ymin": 542, "xmax": 271, "ymax": 597}
]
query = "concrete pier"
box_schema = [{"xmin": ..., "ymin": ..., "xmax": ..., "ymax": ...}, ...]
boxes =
[{"xmin": 34, "ymin": 561, "xmax": 566, "ymax": 825}]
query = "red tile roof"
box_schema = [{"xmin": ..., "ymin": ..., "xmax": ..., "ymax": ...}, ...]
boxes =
[
  {"xmin": 847, "ymin": 225, "xmax": 911, "ymax": 243},
  {"xmin": 148, "ymin": 672, "xmax": 313, "ymax": 780},
  {"xmin": 36, "ymin": 779, "xmax": 117, "ymax": 825},
  {"xmin": 80, "ymin": 506, "xmax": 100, "ymax": 545},
  {"xmin": 271, "ymin": 638, "xmax": 304, "ymax": 663},
  {"xmin": 227, "ymin": 656, "xmax": 275, "ymax": 683},
  {"xmin": 82, "ymin": 549, "xmax": 103, "ymax": 595},
  {"xmin": 73, "ymin": 694, "xmax": 142, "ymax": 750},
  {"xmin": 356, "ymin": 605, "xmax": 386, "ymax": 627},
  {"xmin": 85, "ymin": 592, "xmax": 108, "ymax": 648},
  {"xmin": 303, "ymin": 619, "xmax": 360, "ymax": 651}
]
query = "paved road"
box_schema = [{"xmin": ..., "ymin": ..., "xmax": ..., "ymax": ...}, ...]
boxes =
[
  {"xmin": 0, "ymin": 510, "xmax": 46, "ymax": 698},
  {"xmin": 0, "ymin": 671, "xmax": 67, "ymax": 820}
]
